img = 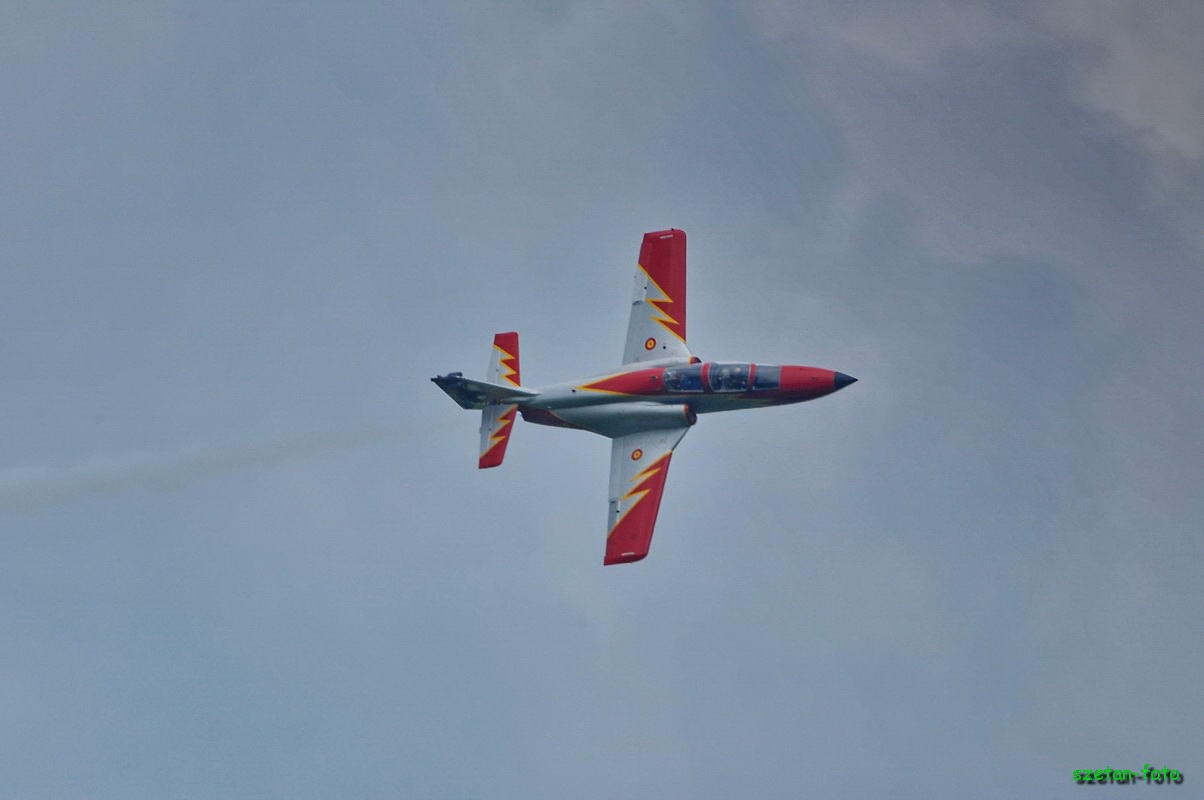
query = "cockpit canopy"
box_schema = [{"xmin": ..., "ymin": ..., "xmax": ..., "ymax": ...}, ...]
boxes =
[
  {"xmin": 752, "ymin": 365, "xmax": 780, "ymax": 390},
  {"xmin": 708, "ymin": 363, "xmax": 749, "ymax": 392},
  {"xmin": 663, "ymin": 363, "xmax": 704, "ymax": 392},
  {"xmin": 662, "ymin": 363, "xmax": 781, "ymax": 393}
]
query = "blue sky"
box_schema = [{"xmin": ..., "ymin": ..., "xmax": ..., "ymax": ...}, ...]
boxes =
[{"xmin": 2, "ymin": 2, "xmax": 1200, "ymax": 798}]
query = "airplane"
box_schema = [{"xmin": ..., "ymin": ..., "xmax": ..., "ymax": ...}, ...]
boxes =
[{"xmin": 432, "ymin": 229, "xmax": 857, "ymax": 565}]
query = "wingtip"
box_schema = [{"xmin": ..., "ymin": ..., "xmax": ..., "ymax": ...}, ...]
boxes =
[
  {"xmin": 644, "ymin": 228, "xmax": 685, "ymax": 240},
  {"xmin": 604, "ymin": 552, "xmax": 648, "ymax": 566}
]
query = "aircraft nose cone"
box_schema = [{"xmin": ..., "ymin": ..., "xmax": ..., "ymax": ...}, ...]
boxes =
[{"xmin": 834, "ymin": 372, "xmax": 858, "ymax": 390}]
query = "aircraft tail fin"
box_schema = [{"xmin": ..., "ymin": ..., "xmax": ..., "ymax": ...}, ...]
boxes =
[
  {"xmin": 430, "ymin": 332, "xmax": 531, "ymax": 468},
  {"xmin": 485, "ymin": 331, "xmax": 522, "ymax": 388}
]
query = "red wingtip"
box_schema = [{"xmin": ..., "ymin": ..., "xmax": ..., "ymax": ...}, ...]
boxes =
[{"xmin": 603, "ymin": 552, "xmax": 648, "ymax": 566}]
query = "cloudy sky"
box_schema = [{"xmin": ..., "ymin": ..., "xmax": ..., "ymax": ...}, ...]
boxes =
[{"xmin": 2, "ymin": 2, "xmax": 1200, "ymax": 797}]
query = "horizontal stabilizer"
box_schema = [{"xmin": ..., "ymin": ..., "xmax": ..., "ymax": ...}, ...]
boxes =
[{"xmin": 431, "ymin": 373, "xmax": 535, "ymax": 410}]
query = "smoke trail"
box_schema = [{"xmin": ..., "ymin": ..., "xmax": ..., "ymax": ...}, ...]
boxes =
[{"xmin": 0, "ymin": 425, "xmax": 407, "ymax": 514}]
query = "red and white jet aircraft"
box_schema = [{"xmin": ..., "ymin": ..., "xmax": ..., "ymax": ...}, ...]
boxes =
[{"xmin": 433, "ymin": 229, "xmax": 857, "ymax": 565}]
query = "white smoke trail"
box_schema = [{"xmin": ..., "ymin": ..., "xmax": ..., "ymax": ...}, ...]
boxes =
[{"xmin": 0, "ymin": 426, "xmax": 408, "ymax": 514}]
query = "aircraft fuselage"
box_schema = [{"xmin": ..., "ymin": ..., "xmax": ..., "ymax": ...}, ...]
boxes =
[{"xmin": 520, "ymin": 358, "xmax": 856, "ymax": 433}]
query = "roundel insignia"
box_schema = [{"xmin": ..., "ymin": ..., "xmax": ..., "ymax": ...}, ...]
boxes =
[
  {"xmin": 644, "ymin": 337, "xmax": 656, "ymax": 351},
  {"xmin": 631, "ymin": 448, "xmax": 643, "ymax": 461}
]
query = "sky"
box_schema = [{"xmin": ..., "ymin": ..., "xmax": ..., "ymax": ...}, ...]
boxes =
[{"xmin": 2, "ymin": 2, "xmax": 1200, "ymax": 798}]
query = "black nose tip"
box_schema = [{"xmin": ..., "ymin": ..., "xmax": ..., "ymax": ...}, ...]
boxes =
[{"xmin": 834, "ymin": 372, "xmax": 858, "ymax": 390}]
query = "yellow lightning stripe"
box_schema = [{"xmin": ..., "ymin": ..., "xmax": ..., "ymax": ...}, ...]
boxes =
[
  {"xmin": 622, "ymin": 464, "xmax": 663, "ymax": 499},
  {"xmin": 636, "ymin": 263, "xmax": 685, "ymax": 343},
  {"xmin": 493, "ymin": 344, "xmax": 519, "ymax": 386},
  {"xmin": 607, "ymin": 456, "xmax": 667, "ymax": 533},
  {"xmin": 480, "ymin": 406, "xmax": 516, "ymax": 456}
]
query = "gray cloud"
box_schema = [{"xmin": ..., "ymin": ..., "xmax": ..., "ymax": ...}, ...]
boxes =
[
  {"xmin": 749, "ymin": 0, "xmax": 1204, "ymax": 261},
  {"xmin": 1042, "ymin": 0, "xmax": 1204, "ymax": 163}
]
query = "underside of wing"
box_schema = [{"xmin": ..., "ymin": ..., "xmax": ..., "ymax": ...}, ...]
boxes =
[
  {"xmin": 622, "ymin": 229, "xmax": 691, "ymax": 365},
  {"xmin": 605, "ymin": 425, "xmax": 690, "ymax": 565}
]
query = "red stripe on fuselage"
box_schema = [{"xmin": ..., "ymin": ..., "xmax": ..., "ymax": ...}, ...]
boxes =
[{"xmin": 578, "ymin": 368, "xmax": 664, "ymax": 396}]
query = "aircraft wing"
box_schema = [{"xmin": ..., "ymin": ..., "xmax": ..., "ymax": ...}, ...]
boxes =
[
  {"xmin": 622, "ymin": 229, "xmax": 691, "ymax": 365},
  {"xmin": 605, "ymin": 424, "xmax": 690, "ymax": 565}
]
